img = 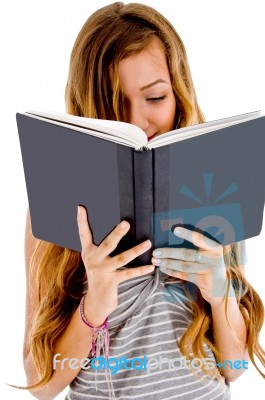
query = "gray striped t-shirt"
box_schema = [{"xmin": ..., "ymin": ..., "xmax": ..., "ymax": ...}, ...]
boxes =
[{"xmin": 66, "ymin": 267, "xmax": 231, "ymax": 399}]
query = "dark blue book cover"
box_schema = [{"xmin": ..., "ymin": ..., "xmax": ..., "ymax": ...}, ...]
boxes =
[{"xmin": 16, "ymin": 112, "xmax": 265, "ymax": 264}]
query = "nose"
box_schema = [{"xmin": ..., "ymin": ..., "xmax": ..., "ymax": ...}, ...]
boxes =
[{"xmin": 127, "ymin": 102, "xmax": 149, "ymax": 133}]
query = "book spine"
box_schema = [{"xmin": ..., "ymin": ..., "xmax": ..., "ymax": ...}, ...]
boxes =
[
  {"xmin": 114, "ymin": 145, "xmax": 136, "ymax": 260},
  {"xmin": 133, "ymin": 147, "xmax": 153, "ymax": 264}
]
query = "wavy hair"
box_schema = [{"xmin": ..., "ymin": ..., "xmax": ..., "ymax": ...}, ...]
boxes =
[{"xmin": 23, "ymin": 1, "xmax": 264, "ymax": 391}]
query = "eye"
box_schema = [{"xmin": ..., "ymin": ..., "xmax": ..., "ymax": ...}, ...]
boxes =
[{"xmin": 146, "ymin": 95, "xmax": 166, "ymax": 103}]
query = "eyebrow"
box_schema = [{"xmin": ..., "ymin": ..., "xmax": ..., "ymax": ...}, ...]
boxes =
[{"xmin": 140, "ymin": 79, "xmax": 169, "ymax": 91}]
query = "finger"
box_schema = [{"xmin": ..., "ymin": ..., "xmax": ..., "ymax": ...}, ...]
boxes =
[
  {"xmin": 96, "ymin": 220, "xmax": 131, "ymax": 258},
  {"xmin": 111, "ymin": 239, "xmax": 152, "ymax": 269},
  {"xmin": 152, "ymin": 247, "xmax": 206, "ymax": 263},
  {"xmin": 160, "ymin": 267, "xmax": 198, "ymax": 285},
  {"xmin": 154, "ymin": 258, "xmax": 211, "ymax": 274},
  {"xmin": 173, "ymin": 227, "xmax": 222, "ymax": 253},
  {"xmin": 116, "ymin": 264, "xmax": 155, "ymax": 284},
  {"xmin": 77, "ymin": 205, "xmax": 94, "ymax": 252}
]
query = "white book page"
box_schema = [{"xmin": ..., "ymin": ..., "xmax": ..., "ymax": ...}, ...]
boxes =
[
  {"xmin": 147, "ymin": 110, "xmax": 262, "ymax": 149},
  {"xmin": 24, "ymin": 109, "xmax": 262, "ymax": 150},
  {"xmin": 24, "ymin": 110, "xmax": 147, "ymax": 147}
]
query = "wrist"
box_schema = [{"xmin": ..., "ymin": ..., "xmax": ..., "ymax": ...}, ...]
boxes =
[
  {"xmin": 208, "ymin": 286, "xmax": 237, "ymax": 309},
  {"xmin": 203, "ymin": 275, "xmax": 235, "ymax": 307},
  {"xmin": 82, "ymin": 293, "xmax": 109, "ymax": 328},
  {"xmin": 79, "ymin": 294, "xmax": 110, "ymax": 360}
]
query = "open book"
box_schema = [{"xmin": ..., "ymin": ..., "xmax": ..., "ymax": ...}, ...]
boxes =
[{"xmin": 16, "ymin": 110, "xmax": 265, "ymax": 264}]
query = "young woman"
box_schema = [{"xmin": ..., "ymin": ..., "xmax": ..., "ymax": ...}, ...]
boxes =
[{"xmin": 22, "ymin": 2, "xmax": 265, "ymax": 399}]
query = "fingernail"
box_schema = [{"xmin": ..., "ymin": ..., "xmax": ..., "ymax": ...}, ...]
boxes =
[
  {"xmin": 152, "ymin": 258, "xmax": 161, "ymax": 264},
  {"xmin": 120, "ymin": 221, "xmax": 129, "ymax": 229},
  {"xmin": 142, "ymin": 239, "xmax": 151, "ymax": 248},
  {"xmin": 174, "ymin": 227, "xmax": 184, "ymax": 235},
  {"xmin": 153, "ymin": 250, "xmax": 162, "ymax": 256},
  {"xmin": 78, "ymin": 205, "xmax": 82, "ymax": 215}
]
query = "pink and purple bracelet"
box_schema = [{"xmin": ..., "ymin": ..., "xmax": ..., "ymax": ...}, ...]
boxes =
[
  {"xmin": 79, "ymin": 294, "xmax": 110, "ymax": 358},
  {"xmin": 79, "ymin": 294, "xmax": 115, "ymax": 397}
]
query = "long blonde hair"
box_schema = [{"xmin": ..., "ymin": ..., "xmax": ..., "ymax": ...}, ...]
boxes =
[{"xmin": 25, "ymin": 1, "xmax": 265, "ymax": 390}]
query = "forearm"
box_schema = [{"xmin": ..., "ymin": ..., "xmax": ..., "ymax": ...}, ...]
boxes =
[
  {"xmin": 210, "ymin": 289, "xmax": 249, "ymax": 382},
  {"xmin": 24, "ymin": 297, "xmax": 103, "ymax": 400}
]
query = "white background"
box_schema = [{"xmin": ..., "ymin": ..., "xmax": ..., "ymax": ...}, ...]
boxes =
[{"xmin": 0, "ymin": 0, "xmax": 264, "ymax": 398}]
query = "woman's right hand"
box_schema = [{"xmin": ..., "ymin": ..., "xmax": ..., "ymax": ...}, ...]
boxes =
[{"xmin": 77, "ymin": 205, "xmax": 155, "ymax": 327}]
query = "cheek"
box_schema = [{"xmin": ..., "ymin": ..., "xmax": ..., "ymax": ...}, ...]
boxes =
[{"xmin": 158, "ymin": 100, "xmax": 176, "ymax": 132}]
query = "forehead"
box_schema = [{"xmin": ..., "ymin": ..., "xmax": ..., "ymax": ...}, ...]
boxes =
[{"xmin": 110, "ymin": 37, "xmax": 170, "ymax": 90}]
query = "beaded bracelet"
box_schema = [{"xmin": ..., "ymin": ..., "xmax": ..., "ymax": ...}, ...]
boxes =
[
  {"xmin": 79, "ymin": 294, "xmax": 109, "ymax": 358},
  {"xmin": 79, "ymin": 295, "xmax": 115, "ymax": 398}
]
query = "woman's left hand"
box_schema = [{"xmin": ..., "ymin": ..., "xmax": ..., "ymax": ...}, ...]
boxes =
[{"xmin": 151, "ymin": 227, "xmax": 233, "ymax": 306}]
